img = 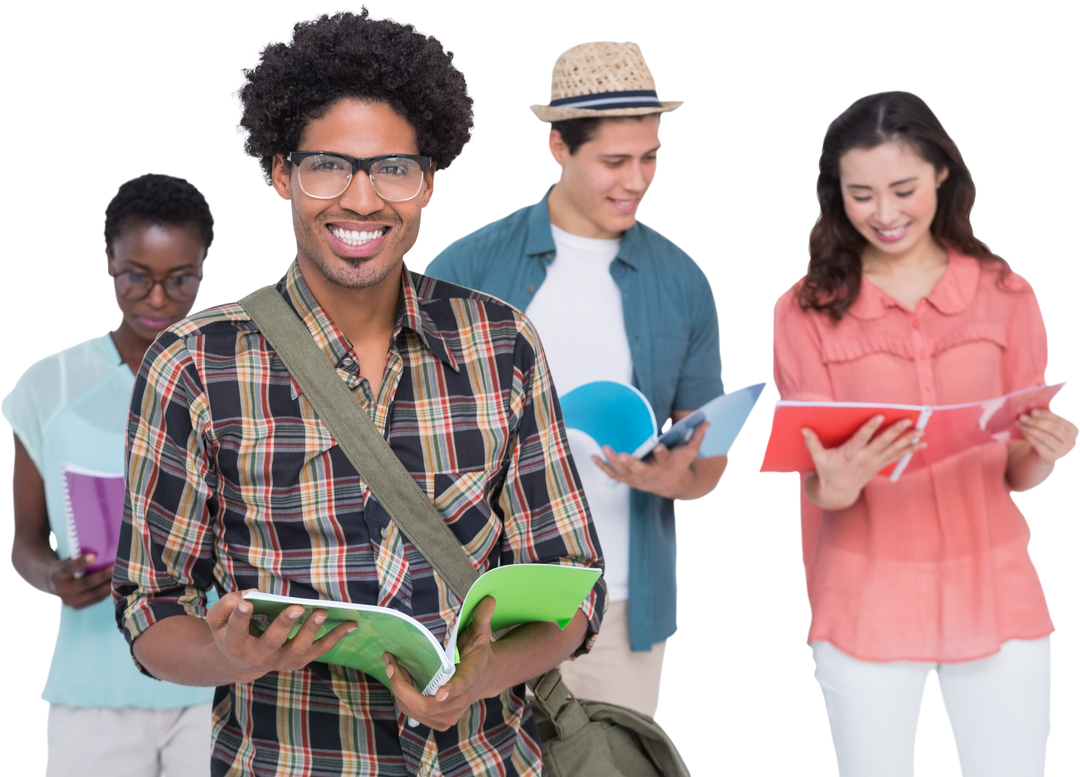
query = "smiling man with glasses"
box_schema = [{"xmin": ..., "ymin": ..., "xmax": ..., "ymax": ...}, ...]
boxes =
[{"xmin": 112, "ymin": 11, "xmax": 604, "ymax": 777}]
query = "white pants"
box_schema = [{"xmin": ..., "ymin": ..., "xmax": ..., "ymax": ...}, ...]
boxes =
[
  {"xmin": 812, "ymin": 639, "xmax": 1050, "ymax": 777},
  {"xmin": 47, "ymin": 702, "xmax": 213, "ymax": 777}
]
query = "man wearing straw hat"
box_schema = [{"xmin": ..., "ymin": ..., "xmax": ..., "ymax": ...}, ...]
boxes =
[{"xmin": 428, "ymin": 41, "xmax": 726, "ymax": 717}]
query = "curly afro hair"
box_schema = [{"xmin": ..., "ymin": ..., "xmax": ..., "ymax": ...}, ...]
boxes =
[
  {"xmin": 104, "ymin": 173, "xmax": 214, "ymax": 254},
  {"xmin": 239, "ymin": 9, "xmax": 474, "ymax": 184}
]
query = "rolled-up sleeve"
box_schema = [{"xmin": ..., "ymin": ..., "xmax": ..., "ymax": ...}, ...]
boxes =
[
  {"xmin": 499, "ymin": 316, "xmax": 606, "ymax": 655},
  {"xmin": 114, "ymin": 331, "xmax": 219, "ymax": 671},
  {"xmin": 672, "ymin": 272, "xmax": 724, "ymax": 412}
]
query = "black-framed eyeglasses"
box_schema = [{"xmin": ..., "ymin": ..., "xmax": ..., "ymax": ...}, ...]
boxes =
[
  {"xmin": 286, "ymin": 151, "xmax": 433, "ymax": 202},
  {"xmin": 109, "ymin": 268, "xmax": 202, "ymax": 302}
]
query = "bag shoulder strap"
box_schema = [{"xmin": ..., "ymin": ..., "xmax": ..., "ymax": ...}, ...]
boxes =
[{"xmin": 240, "ymin": 286, "xmax": 480, "ymax": 600}]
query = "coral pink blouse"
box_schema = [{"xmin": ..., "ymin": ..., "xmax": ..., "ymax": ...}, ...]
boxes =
[{"xmin": 773, "ymin": 253, "xmax": 1053, "ymax": 662}]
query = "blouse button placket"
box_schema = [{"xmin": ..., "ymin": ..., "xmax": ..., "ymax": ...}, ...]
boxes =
[{"xmin": 911, "ymin": 302, "xmax": 935, "ymax": 405}]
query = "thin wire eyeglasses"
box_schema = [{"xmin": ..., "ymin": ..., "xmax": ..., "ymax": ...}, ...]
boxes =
[{"xmin": 287, "ymin": 151, "xmax": 433, "ymax": 202}]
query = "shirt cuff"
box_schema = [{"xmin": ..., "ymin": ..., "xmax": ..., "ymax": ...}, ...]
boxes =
[
  {"xmin": 572, "ymin": 576, "xmax": 608, "ymax": 657},
  {"xmin": 117, "ymin": 587, "xmax": 208, "ymax": 678}
]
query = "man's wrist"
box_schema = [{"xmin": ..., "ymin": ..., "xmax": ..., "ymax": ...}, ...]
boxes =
[
  {"xmin": 486, "ymin": 626, "xmax": 544, "ymax": 700},
  {"xmin": 669, "ymin": 466, "xmax": 700, "ymax": 500},
  {"xmin": 480, "ymin": 638, "xmax": 521, "ymax": 700},
  {"xmin": 663, "ymin": 454, "xmax": 725, "ymax": 500},
  {"xmin": 479, "ymin": 617, "xmax": 583, "ymax": 699}
]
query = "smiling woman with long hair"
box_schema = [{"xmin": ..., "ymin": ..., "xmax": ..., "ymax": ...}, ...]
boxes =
[{"xmin": 773, "ymin": 92, "xmax": 1076, "ymax": 776}]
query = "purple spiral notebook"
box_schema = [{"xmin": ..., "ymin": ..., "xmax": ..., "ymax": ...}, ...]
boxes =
[{"xmin": 60, "ymin": 463, "xmax": 126, "ymax": 574}]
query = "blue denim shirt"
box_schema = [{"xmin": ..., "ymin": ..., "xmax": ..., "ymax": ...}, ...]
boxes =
[{"xmin": 427, "ymin": 191, "xmax": 723, "ymax": 650}]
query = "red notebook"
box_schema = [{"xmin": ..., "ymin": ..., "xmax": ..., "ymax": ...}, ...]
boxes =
[
  {"xmin": 60, "ymin": 463, "xmax": 127, "ymax": 574},
  {"xmin": 760, "ymin": 383, "xmax": 1064, "ymax": 480}
]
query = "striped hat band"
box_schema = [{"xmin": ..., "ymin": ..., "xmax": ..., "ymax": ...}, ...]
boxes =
[{"xmin": 549, "ymin": 89, "xmax": 662, "ymax": 110}]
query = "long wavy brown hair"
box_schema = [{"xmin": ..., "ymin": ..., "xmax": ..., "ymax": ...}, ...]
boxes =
[{"xmin": 799, "ymin": 92, "xmax": 1007, "ymax": 320}]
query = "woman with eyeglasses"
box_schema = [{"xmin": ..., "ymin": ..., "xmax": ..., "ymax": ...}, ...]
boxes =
[
  {"xmin": 773, "ymin": 92, "xmax": 1076, "ymax": 776},
  {"xmin": 3, "ymin": 174, "xmax": 215, "ymax": 777}
]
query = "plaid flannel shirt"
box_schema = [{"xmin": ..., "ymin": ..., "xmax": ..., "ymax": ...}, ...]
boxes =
[{"xmin": 114, "ymin": 261, "xmax": 605, "ymax": 777}]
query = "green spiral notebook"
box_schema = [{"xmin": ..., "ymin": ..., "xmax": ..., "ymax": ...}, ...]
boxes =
[{"xmin": 245, "ymin": 563, "xmax": 602, "ymax": 695}]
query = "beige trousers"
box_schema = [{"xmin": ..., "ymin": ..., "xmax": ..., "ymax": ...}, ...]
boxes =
[
  {"xmin": 558, "ymin": 600, "xmax": 666, "ymax": 717},
  {"xmin": 46, "ymin": 702, "xmax": 213, "ymax": 777}
]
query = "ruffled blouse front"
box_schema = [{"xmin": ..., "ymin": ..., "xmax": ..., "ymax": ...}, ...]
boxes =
[{"xmin": 773, "ymin": 253, "xmax": 1053, "ymax": 662}]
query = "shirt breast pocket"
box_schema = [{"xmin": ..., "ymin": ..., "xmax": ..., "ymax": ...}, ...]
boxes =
[{"xmin": 425, "ymin": 468, "xmax": 504, "ymax": 567}]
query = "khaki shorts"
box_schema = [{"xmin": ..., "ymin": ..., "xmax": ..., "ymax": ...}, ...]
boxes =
[{"xmin": 558, "ymin": 600, "xmax": 666, "ymax": 717}]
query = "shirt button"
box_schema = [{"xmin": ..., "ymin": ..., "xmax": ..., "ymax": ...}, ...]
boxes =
[
  {"xmin": 912, "ymin": 319, "xmax": 921, "ymax": 330},
  {"xmin": 526, "ymin": 285, "xmax": 534, "ymax": 294}
]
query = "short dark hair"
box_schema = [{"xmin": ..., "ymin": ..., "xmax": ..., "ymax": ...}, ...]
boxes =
[
  {"xmin": 239, "ymin": 9, "xmax": 473, "ymax": 184},
  {"xmin": 550, "ymin": 115, "xmax": 652, "ymax": 154},
  {"xmin": 800, "ymin": 91, "xmax": 1007, "ymax": 321},
  {"xmin": 104, "ymin": 174, "xmax": 214, "ymax": 254}
]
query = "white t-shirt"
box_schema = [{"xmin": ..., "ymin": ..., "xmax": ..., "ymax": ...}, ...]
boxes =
[{"xmin": 524, "ymin": 225, "xmax": 633, "ymax": 600}]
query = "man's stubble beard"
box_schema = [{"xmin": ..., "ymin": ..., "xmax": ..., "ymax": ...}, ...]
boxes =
[{"xmin": 293, "ymin": 208, "xmax": 419, "ymax": 290}]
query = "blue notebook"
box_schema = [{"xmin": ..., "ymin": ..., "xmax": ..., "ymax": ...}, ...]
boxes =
[{"xmin": 560, "ymin": 381, "xmax": 765, "ymax": 458}]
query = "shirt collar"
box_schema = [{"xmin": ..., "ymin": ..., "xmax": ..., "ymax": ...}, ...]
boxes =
[
  {"xmin": 278, "ymin": 260, "xmax": 457, "ymax": 371},
  {"xmin": 525, "ymin": 186, "xmax": 641, "ymax": 269},
  {"xmin": 400, "ymin": 270, "xmax": 459, "ymax": 371},
  {"xmin": 848, "ymin": 251, "xmax": 981, "ymax": 320}
]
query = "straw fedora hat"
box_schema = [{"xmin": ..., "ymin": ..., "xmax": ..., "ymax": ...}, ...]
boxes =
[{"xmin": 530, "ymin": 41, "xmax": 682, "ymax": 122}]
